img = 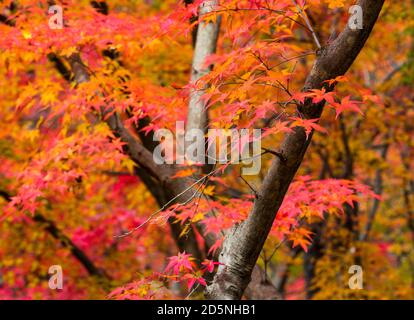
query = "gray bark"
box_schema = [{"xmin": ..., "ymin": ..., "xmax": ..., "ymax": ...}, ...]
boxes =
[
  {"xmin": 206, "ymin": 0, "xmax": 385, "ymax": 299},
  {"xmin": 186, "ymin": 0, "xmax": 221, "ymax": 136}
]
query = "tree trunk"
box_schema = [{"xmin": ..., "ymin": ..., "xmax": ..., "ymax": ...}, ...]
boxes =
[{"xmin": 206, "ymin": 0, "xmax": 385, "ymax": 299}]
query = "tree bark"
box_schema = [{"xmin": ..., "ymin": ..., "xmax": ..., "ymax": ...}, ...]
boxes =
[
  {"xmin": 206, "ymin": 0, "xmax": 385, "ymax": 299},
  {"xmin": 186, "ymin": 0, "xmax": 221, "ymax": 136}
]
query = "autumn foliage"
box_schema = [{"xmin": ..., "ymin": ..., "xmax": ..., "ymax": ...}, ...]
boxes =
[{"xmin": 0, "ymin": 0, "xmax": 413, "ymax": 300}]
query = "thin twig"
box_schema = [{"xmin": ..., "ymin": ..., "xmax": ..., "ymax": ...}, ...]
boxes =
[
  {"xmin": 262, "ymin": 147, "xmax": 287, "ymax": 162},
  {"xmin": 114, "ymin": 169, "xmax": 219, "ymax": 238},
  {"xmin": 185, "ymin": 283, "xmax": 201, "ymax": 300},
  {"xmin": 291, "ymin": 0, "xmax": 321, "ymax": 49},
  {"xmin": 239, "ymin": 172, "xmax": 259, "ymax": 199}
]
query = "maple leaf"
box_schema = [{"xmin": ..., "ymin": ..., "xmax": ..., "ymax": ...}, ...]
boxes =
[
  {"xmin": 290, "ymin": 117, "xmax": 328, "ymax": 139},
  {"xmin": 254, "ymin": 100, "xmax": 275, "ymax": 119},
  {"xmin": 201, "ymin": 259, "xmax": 221, "ymax": 273},
  {"xmin": 164, "ymin": 252, "xmax": 195, "ymax": 275},
  {"xmin": 323, "ymin": 75, "xmax": 348, "ymax": 87},
  {"xmin": 308, "ymin": 88, "xmax": 336, "ymax": 105},
  {"xmin": 289, "ymin": 228, "xmax": 314, "ymax": 252},
  {"xmin": 360, "ymin": 89, "xmax": 382, "ymax": 104},
  {"xmin": 330, "ymin": 96, "xmax": 363, "ymax": 118},
  {"xmin": 207, "ymin": 237, "xmax": 224, "ymax": 256},
  {"xmin": 261, "ymin": 121, "xmax": 292, "ymax": 138},
  {"xmin": 291, "ymin": 91, "xmax": 312, "ymax": 104},
  {"xmin": 171, "ymin": 168, "xmax": 197, "ymax": 179},
  {"xmin": 182, "ymin": 273, "xmax": 207, "ymax": 290}
]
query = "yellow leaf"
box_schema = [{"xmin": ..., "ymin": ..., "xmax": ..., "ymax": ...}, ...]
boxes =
[
  {"xmin": 192, "ymin": 212, "xmax": 204, "ymax": 223},
  {"xmin": 203, "ymin": 185, "xmax": 215, "ymax": 196},
  {"xmin": 21, "ymin": 30, "xmax": 32, "ymax": 39},
  {"xmin": 325, "ymin": 0, "xmax": 345, "ymax": 9}
]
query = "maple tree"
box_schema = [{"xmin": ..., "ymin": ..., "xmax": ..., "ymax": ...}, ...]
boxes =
[{"xmin": 0, "ymin": 0, "xmax": 413, "ymax": 300}]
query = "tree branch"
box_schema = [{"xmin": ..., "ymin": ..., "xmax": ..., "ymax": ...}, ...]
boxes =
[
  {"xmin": 186, "ymin": 0, "xmax": 221, "ymax": 141},
  {"xmin": 0, "ymin": 190, "xmax": 109, "ymax": 282},
  {"xmin": 206, "ymin": 0, "xmax": 385, "ymax": 299}
]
